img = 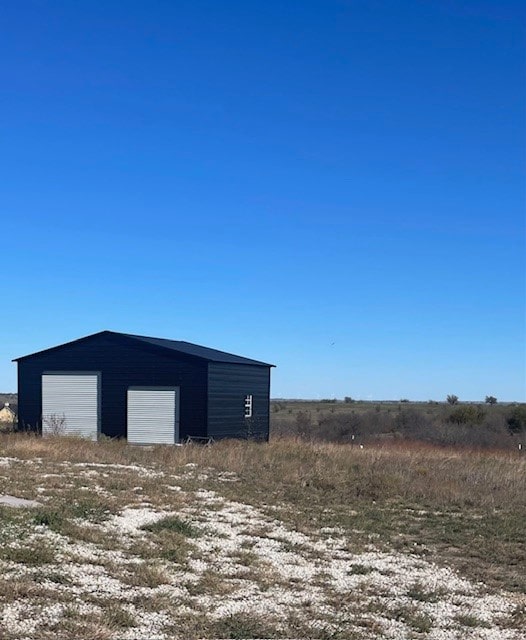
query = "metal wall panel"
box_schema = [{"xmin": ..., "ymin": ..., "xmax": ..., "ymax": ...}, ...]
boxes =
[
  {"xmin": 127, "ymin": 387, "xmax": 179, "ymax": 444},
  {"xmin": 207, "ymin": 363, "xmax": 270, "ymax": 440},
  {"xmin": 42, "ymin": 373, "xmax": 99, "ymax": 440}
]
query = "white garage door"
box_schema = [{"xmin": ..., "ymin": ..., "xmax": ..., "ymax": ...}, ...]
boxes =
[
  {"xmin": 42, "ymin": 373, "xmax": 100, "ymax": 440},
  {"xmin": 127, "ymin": 387, "xmax": 179, "ymax": 445}
]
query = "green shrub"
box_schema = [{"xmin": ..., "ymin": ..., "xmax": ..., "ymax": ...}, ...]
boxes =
[
  {"xmin": 33, "ymin": 509, "xmax": 64, "ymax": 530},
  {"xmin": 1, "ymin": 544, "xmax": 56, "ymax": 565},
  {"xmin": 507, "ymin": 406, "xmax": 526, "ymax": 434},
  {"xmin": 448, "ymin": 405, "xmax": 485, "ymax": 425},
  {"xmin": 142, "ymin": 515, "xmax": 201, "ymax": 538},
  {"xmin": 210, "ymin": 613, "xmax": 280, "ymax": 639}
]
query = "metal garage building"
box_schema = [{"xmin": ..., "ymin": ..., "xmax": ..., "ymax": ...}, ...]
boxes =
[{"xmin": 14, "ymin": 331, "xmax": 274, "ymax": 443}]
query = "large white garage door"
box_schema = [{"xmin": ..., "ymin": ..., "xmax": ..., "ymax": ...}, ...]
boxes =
[
  {"xmin": 127, "ymin": 387, "xmax": 179, "ymax": 445},
  {"xmin": 42, "ymin": 373, "xmax": 100, "ymax": 440}
]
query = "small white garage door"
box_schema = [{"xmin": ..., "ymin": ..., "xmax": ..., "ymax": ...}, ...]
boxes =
[
  {"xmin": 127, "ymin": 387, "xmax": 179, "ymax": 445},
  {"xmin": 42, "ymin": 373, "xmax": 100, "ymax": 440}
]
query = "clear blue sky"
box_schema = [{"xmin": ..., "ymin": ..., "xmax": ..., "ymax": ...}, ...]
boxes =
[{"xmin": 1, "ymin": 1, "xmax": 524, "ymax": 400}]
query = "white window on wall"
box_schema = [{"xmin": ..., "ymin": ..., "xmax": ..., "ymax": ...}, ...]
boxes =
[{"xmin": 244, "ymin": 394, "xmax": 253, "ymax": 418}]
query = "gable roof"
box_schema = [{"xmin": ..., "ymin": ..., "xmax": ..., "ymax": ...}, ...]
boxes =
[
  {"xmin": 119, "ymin": 332, "xmax": 273, "ymax": 366},
  {"xmin": 13, "ymin": 331, "xmax": 274, "ymax": 367}
]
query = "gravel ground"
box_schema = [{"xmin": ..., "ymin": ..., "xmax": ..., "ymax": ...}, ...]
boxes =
[{"xmin": 0, "ymin": 455, "xmax": 524, "ymax": 639}]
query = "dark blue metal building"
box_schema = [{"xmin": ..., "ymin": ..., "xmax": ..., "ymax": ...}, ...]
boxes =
[{"xmin": 14, "ymin": 331, "xmax": 273, "ymax": 443}]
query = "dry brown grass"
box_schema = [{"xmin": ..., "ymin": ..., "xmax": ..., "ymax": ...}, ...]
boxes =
[
  {"xmin": 2, "ymin": 432, "xmax": 525, "ymax": 512},
  {"xmin": 3, "ymin": 433, "xmax": 526, "ymax": 506}
]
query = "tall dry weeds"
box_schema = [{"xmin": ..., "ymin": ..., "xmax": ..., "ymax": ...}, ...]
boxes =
[{"xmin": 2, "ymin": 433, "xmax": 525, "ymax": 511}]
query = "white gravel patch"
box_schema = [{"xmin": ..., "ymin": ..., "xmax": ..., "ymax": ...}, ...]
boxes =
[
  {"xmin": 164, "ymin": 484, "xmax": 182, "ymax": 492},
  {"xmin": 69, "ymin": 461, "xmax": 164, "ymax": 478},
  {"xmin": 0, "ymin": 494, "xmax": 41, "ymax": 508},
  {"xmin": 0, "ymin": 456, "xmax": 20, "ymax": 466},
  {"xmin": 102, "ymin": 507, "xmax": 170, "ymax": 536},
  {"xmin": 117, "ymin": 606, "xmax": 174, "ymax": 640}
]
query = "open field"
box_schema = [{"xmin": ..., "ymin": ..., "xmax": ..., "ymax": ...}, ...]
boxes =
[
  {"xmin": 0, "ymin": 434, "xmax": 525, "ymax": 639},
  {"xmin": 270, "ymin": 400, "xmax": 526, "ymax": 450}
]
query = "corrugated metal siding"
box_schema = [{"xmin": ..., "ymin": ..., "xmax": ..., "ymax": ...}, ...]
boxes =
[
  {"xmin": 42, "ymin": 374, "xmax": 99, "ymax": 440},
  {"xmin": 17, "ymin": 334, "xmax": 207, "ymax": 439},
  {"xmin": 127, "ymin": 388, "xmax": 179, "ymax": 444},
  {"xmin": 207, "ymin": 363, "xmax": 270, "ymax": 440}
]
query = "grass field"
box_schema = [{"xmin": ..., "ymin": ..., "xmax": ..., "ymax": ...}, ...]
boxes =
[{"xmin": 0, "ymin": 434, "xmax": 525, "ymax": 639}]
